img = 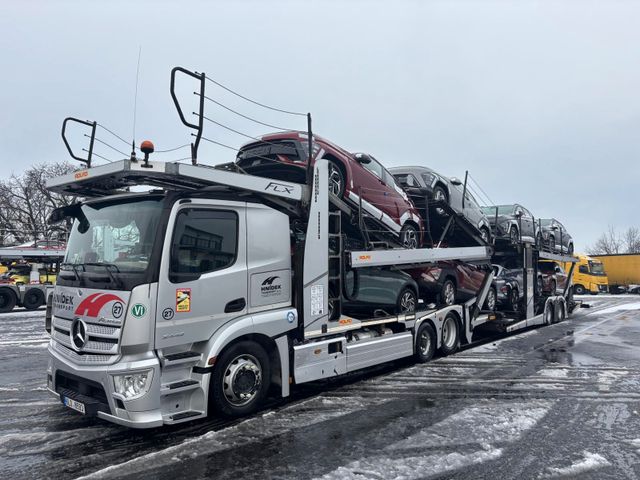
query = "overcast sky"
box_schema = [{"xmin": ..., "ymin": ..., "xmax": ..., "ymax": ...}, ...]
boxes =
[{"xmin": 1, "ymin": 0, "xmax": 638, "ymax": 251}]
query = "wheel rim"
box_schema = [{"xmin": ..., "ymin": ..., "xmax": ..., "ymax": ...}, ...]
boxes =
[
  {"xmin": 328, "ymin": 163, "xmax": 342, "ymax": 196},
  {"xmin": 400, "ymin": 291, "xmax": 416, "ymax": 313},
  {"xmin": 444, "ymin": 282, "xmax": 455, "ymax": 305},
  {"xmin": 442, "ymin": 316, "xmax": 457, "ymax": 348},
  {"xmin": 434, "ymin": 188, "xmax": 447, "ymax": 215},
  {"xmin": 511, "ymin": 290, "xmax": 518, "ymax": 310},
  {"xmin": 510, "ymin": 227, "xmax": 518, "ymax": 243},
  {"xmin": 222, "ymin": 354, "xmax": 262, "ymax": 407},
  {"xmin": 480, "ymin": 229, "xmax": 489, "ymax": 243},
  {"xmin": 418, "ymin": 328, "xmax": 431, "ymax": 356},
  {"xmin": 487, "ymin": 289, "xmax": 496, "ymax": 310},
  {"xmin": 403, "ymin": 228, "xmax": 418, "ymax": 249}
]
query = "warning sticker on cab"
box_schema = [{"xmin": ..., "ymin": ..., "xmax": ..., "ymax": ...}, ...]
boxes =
[{"xmin": 176, "ymin": 288, "xmax": 191, "ymax": 313}]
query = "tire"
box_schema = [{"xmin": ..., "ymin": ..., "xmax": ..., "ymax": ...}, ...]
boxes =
[
  {"xmin": 509, "ymin": 287, "xmax": 519, "ymax": 312},
  {"xmin": 484, "ymin": 287, "xmax": 497, "ymax": 311},
  {"xmin": 433, "ymin": 185, "xmax": 448, "ymax": 216},
  {"xmin": 327, "ymin": 161, "xmax": 345, "ymax": 197},
  {"xmin": 415, "ymin": 322, "xmax": 436, "ymax": 363},
  {"xmin": 574, "ymin": 284, "xmax": 585, "ymax": 295},
  {"xmin": 543, "ymin": 301, "xmax": 555, "ymax": 325},
  {"xmin": 396, "ymin": 287, "xmax": 417, "ymax": 314},
  {"xmin": 440, "ymin": 279, "xmax": 457, "ymax": 307},
  {"xmin": 439, "ymin": 313, "xmax": 460, "ymax": 356},
  {"xmin": 479, "ymin": 227, "xmax": 491, "ymax": 244},
  {"xmin": 209, "ymin": 341, "xmax": 271, "ymax": 417},
  {"xmin": 509, "ymin": 225, "xmax": 519, "ymax": 244},
  {"xmin": 23, "ymin": 288, "xmax": 45, "ymax": 311},
  {"xmin": 548, "ymin": 235, "xmax": 555, "ymax": 252},
  {"xmin": 0, "ymin": 288, "xmax": 17, "ymax": 313},
  {"xmin": 555, "ymin": 301, "xmax": 566, "ymax": 323},
  {"xmin": 400, "ymin": 224, "xmax": 419, "ymax": 249}
]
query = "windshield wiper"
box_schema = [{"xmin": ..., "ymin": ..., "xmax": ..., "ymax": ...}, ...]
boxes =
[
  {"xmin": 60, "ymin": 262, "xmax": 86, "ymax": 285},
  {"xmin": 84, "ymin": 262, "xmax": 124, "ymax": 288}
]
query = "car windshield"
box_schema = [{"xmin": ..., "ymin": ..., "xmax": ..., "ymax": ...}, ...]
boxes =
[
  {"xmin": 540, "ymin": 219, "xmax": 552, "ymax": 226},
  {"xmin": 61, "ymin": 197, "xmax": 164, "ymax": 289},
  {"xmin": 481, "ymin": 205, "xmax": 514, "ymax": 215},
  {"xmin": 589, "ymin": 261, "xmax": 606, "ymax": 275},
  {"xmin": 538, "ymin": 262, "xmax": 556, "ymax": 273}
]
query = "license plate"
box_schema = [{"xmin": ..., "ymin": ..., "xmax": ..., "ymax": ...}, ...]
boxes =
[{"xmin": 63, "ymin": 396, "xmax": 86, "ymax": 414}]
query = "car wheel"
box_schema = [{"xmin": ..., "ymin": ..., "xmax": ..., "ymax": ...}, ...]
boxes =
[
  {"xmin": 210, "ymin": 341, "xmax": 271, "ymax": 417},
  {"xmin": 433, "ymin": 185, "xmax": 448, "ymax": 216},
  {"xmin": 396, "ymin": 287, "xmax": 417, "ymax": 314},
  {"xmin": 0, "ymin": 288, "xmax": 17, "ymax": 313},
  {"xmin": 400, "ymin": 224, "xmax": 419, "ymax": 249},
  {"xmin": 440, "ymin": 279, "xmax": 456, "ymax": 306},
  {"xmin": 509, "ymin": 287, "xmax": 519, "ymax": 312},
  {"xmin": 23, "ymin": 289, "xmax": 45, "ymax": 311},
  {"xmin": 479, "ymin": 227, "xmax": 491, "ymax": 244},
  {"xmin": 509, "ymin": 225, "xmax": 519, "ymax": 244},
  {"xmin": 485, "ymin": 287, "xmax": 497, "ymax": 311},
  {"xmin": 415, "ymin": 322, "xmax": 436, "ymax": 363},
  {"xmin": 327, "ymin": 161, "xmax": 345, "ymax": 197},
  {"xmin": 439, "ymin": 313, "xmax": 460, "ymax": 356}
]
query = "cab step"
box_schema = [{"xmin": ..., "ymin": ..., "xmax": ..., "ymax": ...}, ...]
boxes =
[
  {"xmin": 160, "ymin": 379, "xmax": 200, "ymax": 395},
  {"xmin": 170, "ymin": 410, "xmax": 203, "ymax": 422},
  {"xmin": 160, "ymin": 351, "xmax": 202, "ymax": 367}
]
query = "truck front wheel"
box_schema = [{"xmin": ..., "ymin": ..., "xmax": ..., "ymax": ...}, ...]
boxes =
[
  {"xmin": 573, "ymin": 284, "xmax": 585, "ymax": 295},
  {"xmin": 210, "ymin": 341, "xmax": 271, "ymax": 417},
  {"xmin": 0, "ymin": 289, "xmax": 17, "ymax": 313}
]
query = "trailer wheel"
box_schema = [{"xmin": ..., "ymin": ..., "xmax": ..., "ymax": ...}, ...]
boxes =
[
  {"xmin": 210, "ymin": 340, "xmax": 271, "ymax": 417},
  {"xmin": 573, "ymin": 284, "xmax": 585, "ymax": 295},
  {"xmin": 543, "ymin": 301, "xmax": 555, "ymax": 326},
  {"xmin": 0, "ymin": 289, "xmax": 17, "ymax": 313},
  {"xmin": 555, "ymin": 301, "xmax": 566, "ymax": 323},
  {"xmin": 23, "ymin": 289, "xmax": 45, "ymax": 311},
  {"xmin": 439, "ymin": 313, "xmax": 460, "ymax": 356},
  {"xmin": 415, "ymin": 322, "xmax": 436, "ymax": 363}
]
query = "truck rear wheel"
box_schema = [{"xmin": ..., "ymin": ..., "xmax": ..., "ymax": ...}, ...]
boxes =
[
  {"xmin": 439, "ymin": 313, "xmax": 460, "ymax": 356},
  {"xmin": 0, "ymin": 289, "xmax": 17, "ymax": 313},
  {"xmin": 23, "ymin": 289, "xmax": 45, "ymax": 311},
  {"xmin": 210, "ymin": 341, "xmax": 271, "ymax": 417},
  {"xmin": 544, "ymin": 301, "xmax": 555, "ymax": 325},
  {"xmin": 415, "ymin": 322, "xmax": 436, "ymax": 363}
]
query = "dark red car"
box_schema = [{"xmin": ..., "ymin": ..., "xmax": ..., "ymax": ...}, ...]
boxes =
[
  {"xmin": 236, "ymin": 132, "xmax": 424, "ymax": 248},
  {"xmin": 409, "ymin": 261, "xmax": 490, "ymax": 307},
  {"xmin": 538, "ymin": 261, "xmax": 568, "ymax": 295}
]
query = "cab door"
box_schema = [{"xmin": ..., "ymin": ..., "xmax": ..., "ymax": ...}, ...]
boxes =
[{"xmin": 155, "ymin": 200, "xmax": 248, "ymax": 349}]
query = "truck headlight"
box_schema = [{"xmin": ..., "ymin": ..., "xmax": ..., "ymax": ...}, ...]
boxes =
[{"xmin": 113, "ymin": 370, "xmax": 153, "ymax": 399}]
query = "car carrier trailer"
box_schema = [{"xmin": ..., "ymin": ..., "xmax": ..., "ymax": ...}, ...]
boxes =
[
  {"xmin": 42, "ymin": 151, "xmax": 581, "ymax": 428},
  {"xmin": 0, "ymin": 246, "xmax": 63, "ymax": 313}
]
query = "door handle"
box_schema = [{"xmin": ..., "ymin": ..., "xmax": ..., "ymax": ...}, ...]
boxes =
[{"xmin": 224, "ymin": 297, "xmax": 246, "ymax": 313}]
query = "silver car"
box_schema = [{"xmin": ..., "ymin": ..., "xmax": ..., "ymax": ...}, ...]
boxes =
[{"xmin": 389, "ymin": 166, "xmax": 492, "ymax": 243}]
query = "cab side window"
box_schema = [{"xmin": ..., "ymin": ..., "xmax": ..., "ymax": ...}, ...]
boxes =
[{"xmin": 170, "ymin": 209, "xmax": 238, "ymax": 283}]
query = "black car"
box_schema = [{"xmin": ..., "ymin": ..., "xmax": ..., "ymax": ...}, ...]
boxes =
[
  {"xmin": 538, "ymin": 218, "xmax": 574, "ymax": 254},
  {"xmin": 491, "ymin": 263, "xmax": 524, "ymax": 311},
  {"xmin": 481, "ymin": 204, "xmax": 540, "ymax": 245}
]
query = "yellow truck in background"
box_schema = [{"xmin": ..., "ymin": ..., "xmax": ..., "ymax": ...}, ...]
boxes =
[
  {"xmin": 565, "ymin": 254, "xmax": 608, "ymax": 295},
  {"xmin": 592, "ymin": 254, "xmax": 640, "ymax": 294}
]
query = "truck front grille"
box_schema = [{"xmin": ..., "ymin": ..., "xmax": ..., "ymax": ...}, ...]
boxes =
[{"xmin": 51, "ymin": 316, "xmax": 121, "ymax": 364}]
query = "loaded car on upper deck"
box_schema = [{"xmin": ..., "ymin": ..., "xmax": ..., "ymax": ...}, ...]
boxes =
[
  {"xmin": 389, "ymin": 166, "xmax": 492, "ymax": 244},
  {"xmin": 538, "ymin": 218, "xmax": 574, "ymax": 254},
  {"xmin": 235, "ymin": 132, "xmax": 424, "ymax": 248},
  {"xmin": 480, "ymin": 204, "xmax": 541, "ymax": 246}
]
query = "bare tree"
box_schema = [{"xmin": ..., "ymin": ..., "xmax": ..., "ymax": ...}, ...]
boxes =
[
  {"xmin": 0, "ymin": 162, "xmax": 76, "ymax": 246},
  {"xmin": 587, "ymin": 225, "xmax": 623, "ymax": 255},
  {"xmin": 623, "ymin": 226, "xmax": 640, "ymax": 253}
]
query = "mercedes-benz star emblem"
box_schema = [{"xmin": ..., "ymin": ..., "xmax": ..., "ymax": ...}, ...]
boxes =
[{"xmin": 71, "ymin": 318, "xmax": 88, "ymax": 351}]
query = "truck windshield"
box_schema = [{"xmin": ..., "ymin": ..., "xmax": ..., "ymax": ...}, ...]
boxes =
[
  {"xmin": 589, "ymin": 261, "xmax": 606, "ymax": 276},
  {"xmin": 60, "ymin": 197, "xmax": 164, "ymax": 290}
]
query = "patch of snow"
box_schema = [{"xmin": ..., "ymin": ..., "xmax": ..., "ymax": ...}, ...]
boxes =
[
  {"xmin": 545, "ymin": 451, "xmax": 610, "ymax": 477},
  {"xmin": 592, "ymin": 302, "xmax": 640, "ymax": 315},
  {"xmin": 316, "ymin": 447, "xmax": 503, "ymax": 480},
  {"xmin": 389, "ymin": 400, "xmax": 552, "ymax": 450},
  {"xmin": 538, "ymin": 368, "xmax": 569, "ymax": 378},
  {"xmin": 597, "ymin": 370, "xmax": 628, "ymax": 392}
]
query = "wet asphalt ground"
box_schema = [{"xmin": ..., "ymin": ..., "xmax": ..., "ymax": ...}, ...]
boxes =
[{"xmin": 2, "ymin": 295, "xmax": 640, "ymax": 480}]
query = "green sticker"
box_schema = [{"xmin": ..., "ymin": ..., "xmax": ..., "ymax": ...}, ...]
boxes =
[{"xmin": 131, "ymin": 303, "xmax": 147, "ymax": 318}]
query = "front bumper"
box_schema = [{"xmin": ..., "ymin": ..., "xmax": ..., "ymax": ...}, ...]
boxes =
[{"xmin": 47, "ymin": 342, "xmax": 163, "ymax": 428}]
